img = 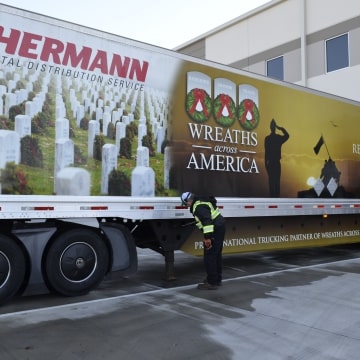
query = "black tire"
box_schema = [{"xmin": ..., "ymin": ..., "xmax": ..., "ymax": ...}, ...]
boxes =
[
  {"xmin": 0, "ymin": 235, "xmax": 26, "ymax": 305},
  {"xmin": 44, "ymin": 229, "xmax": 110, "ymax": 297}
]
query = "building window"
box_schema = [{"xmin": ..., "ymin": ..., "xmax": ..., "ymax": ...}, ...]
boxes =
[
  {"xmin": 326, "ymin": 33, "xmax": 349, "ymax": 73},
  {"xmin": 266, "ymin": 56, "xmax": 284, "ymax": 80}
]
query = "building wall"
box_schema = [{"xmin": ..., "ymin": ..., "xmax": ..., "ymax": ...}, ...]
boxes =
[{"xmin": 176, "ymin": 0, "xmax": 360, "ymax": 102}]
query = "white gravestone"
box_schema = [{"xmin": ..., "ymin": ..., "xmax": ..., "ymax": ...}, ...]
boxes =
[
  {"xmin": 4, "ymin": 93, "xmax": 16, "ymax": 118},
  {"xmin": 15, "ymin": 115, "xmax": 31, "ymax": 138},
  {"xmin": 55, "ymin": 118, "xmax": 69, "ymax": 140},
  {"xmin": 0, "ymin": 130, "xmax": 20, "ymax": 168},
  {"xmin": 122, "ymin": 115, "xmax": 130, "ymax": 125},
  {"xmin": 96, "ymin": 107, "xmax": 103, "ymax": 121},
  {"xmin": 156, "ymin": 126, "xmax": 164, "ymax": 153},
  {"xmin": 88, "ymin": 120, "xmax": 100, "ymax": 157},
  {"xmin": 25, "ymin": 101, "xmax": 35, "ymax": 117},
  {"xmin": 115, "ymin": 122, "xmax": 126, "ymax": 154},
  {"xmin": 54, "ymin": 139, "xmax": 74, "ymax": 193},
  {"xmin": 102, "ymin": 112, "xmax": 111, "ymax": 136},
  {"xmin": 136, "ymin": 146, "xmax": 149, "ymax": 167},
  {"xmin": 101, "ymin": 144, "xmax": 117, "ymax": 194},
  {"xmin": 131, "ymin": 166, "xmax": 155, "ymax": 197},
  {"xmin": 112, "ymin": 110, "xmax": 121, "ymax": 124},
  {"xmin": 76, "ymin": 105, "xmax": 85, "ymax": 127},
  {"xmin": 138, "ymin": 123, "xmax": 147, "ymax": 147},
  {"xmin": 56, "ymin": 167, "xmax": 90, "ymax": 196}
]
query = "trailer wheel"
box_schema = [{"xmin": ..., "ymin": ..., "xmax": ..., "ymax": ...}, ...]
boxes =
[
  {"xmin": 0, "ymin": 235, "xmax": 26, "ymax": 305},
  {"xmin": 44, "ymin": 229, "xmax": 109, "ymax": 297}
]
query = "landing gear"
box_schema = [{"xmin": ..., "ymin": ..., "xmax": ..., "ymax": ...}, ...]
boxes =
[{"xmin": 164, "ymin": 250, "xmax": 176, "ymax": 281}]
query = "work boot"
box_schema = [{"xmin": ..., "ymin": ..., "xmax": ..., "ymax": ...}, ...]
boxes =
[
  {"xmin": 203, "ymin": 279, "xmax": 221, "ymax": 286},
  {"xmin": 197, "ymin": 282, "xmax": 218, "ymax": 290}
]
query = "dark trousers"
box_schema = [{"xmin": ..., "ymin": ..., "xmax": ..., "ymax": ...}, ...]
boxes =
[
  {"xmin": 266, "ymin": 160, "xmax": 281, "ymax": 197},
  {"xmin": 204, "ymin": 220, "xmax": 225, "ymax": 285}
]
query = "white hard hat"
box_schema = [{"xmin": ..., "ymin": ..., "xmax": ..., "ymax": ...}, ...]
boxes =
[{"xmin": 180, "ymin": 192, "xmax": 193, "ymax": 205}]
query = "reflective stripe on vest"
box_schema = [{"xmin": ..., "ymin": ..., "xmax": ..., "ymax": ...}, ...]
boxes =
[{"xmin": 193, "ymin": 201, "xmax": 220, "ymax": 235}]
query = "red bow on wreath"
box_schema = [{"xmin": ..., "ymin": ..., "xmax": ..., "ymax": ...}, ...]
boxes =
[
  {"xmin": 240, "ymin": 99, "xmax": 255, "ymax": 124},
  {"xmin": 189, "ymin": 89, "xmax": 209, "ymax": 116},
  {"xmin": 216, "ymin": 94, "xmax": 233, "ymax": 118}
]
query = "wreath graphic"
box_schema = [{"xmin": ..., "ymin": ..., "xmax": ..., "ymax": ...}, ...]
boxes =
[
  {"xmin": 186, "ymin": 88, "xmax": 212, "ymax": 123},
  {"xmin": 212, "ymin": 93, "xmax": 236, "ymax": 127},
  {"xmin": 237, "ymin": 99, "xmax": 260, "ymax": 130}
]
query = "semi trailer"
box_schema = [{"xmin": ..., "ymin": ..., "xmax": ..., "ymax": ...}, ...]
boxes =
[{"xmin": 0, "ymin": 4, "xmax": 359, "ymax": 305}]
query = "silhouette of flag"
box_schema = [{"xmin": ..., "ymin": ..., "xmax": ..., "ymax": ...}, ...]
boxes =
[{"xmin": 313, "ymin": 136, "xmax": 324, "ymax": 155}]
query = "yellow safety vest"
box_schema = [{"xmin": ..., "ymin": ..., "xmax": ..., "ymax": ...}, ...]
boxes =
[{"xmin": 192, "ymin": 200, "xmax": 221, "ymax": 236}]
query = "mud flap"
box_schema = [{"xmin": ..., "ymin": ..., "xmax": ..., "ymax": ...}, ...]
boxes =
[{"xmin": 100, "ymin": 223, "xmax": 138, "ymax": 276}]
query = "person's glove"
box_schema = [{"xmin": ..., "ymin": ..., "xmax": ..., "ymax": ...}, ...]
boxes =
[{"xmin": 204, "ymin": 238, "xmax": 212, "ymax": 250}]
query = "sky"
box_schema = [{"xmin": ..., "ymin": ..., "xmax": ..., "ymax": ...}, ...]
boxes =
[{"xmin": 1, "ymin": 0, "xmax": 271, "ymax": 49}]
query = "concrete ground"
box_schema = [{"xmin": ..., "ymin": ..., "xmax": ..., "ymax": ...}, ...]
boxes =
[{"xmin": 1, "ymin": 245, "xmax": 360, "ymax": 359}]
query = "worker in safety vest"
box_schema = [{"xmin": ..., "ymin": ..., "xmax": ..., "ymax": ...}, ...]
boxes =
[{"xmin": 181, "ymin": 192, "xmax": 226, "ymax": 290}]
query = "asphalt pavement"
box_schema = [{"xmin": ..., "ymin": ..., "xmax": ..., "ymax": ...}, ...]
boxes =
[{"xmin": 1, "ymin": 246, "xmax": 360, "ymax": 359}]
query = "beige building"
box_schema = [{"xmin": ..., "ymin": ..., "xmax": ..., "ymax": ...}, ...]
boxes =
[{"xmin": 175, "ymin": 0, "xmax": 360, "ymax": 102}]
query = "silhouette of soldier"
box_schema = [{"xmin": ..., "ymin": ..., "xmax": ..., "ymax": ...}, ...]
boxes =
[{"xmin": 264, "ymin": 119, "xmax": 289, "ymax": 197}]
